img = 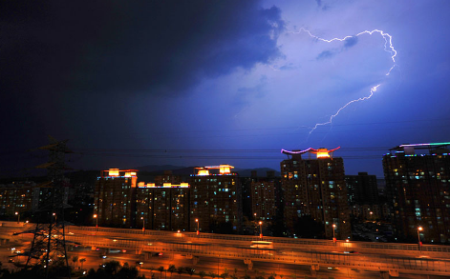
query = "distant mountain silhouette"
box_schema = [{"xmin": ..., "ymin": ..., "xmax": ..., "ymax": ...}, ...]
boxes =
[
  {"xmin": 234, "ymin": 167, "xmax": 280, "ymax": 177},
  {"xmin": 0, "ymin": 166, "xmax": 280, "ymax": 185},
  {"xmin": 134, "ymin": 165, "xmax": 187, "ymax": 173},
  {"xmin": 134, "ymin": 165, "xmax": 280, "ymax": 177}
]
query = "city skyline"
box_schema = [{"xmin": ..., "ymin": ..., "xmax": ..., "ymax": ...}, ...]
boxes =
[{"xmin": 2, "ymin": 1, "xmax": 450, "ymax": 178}]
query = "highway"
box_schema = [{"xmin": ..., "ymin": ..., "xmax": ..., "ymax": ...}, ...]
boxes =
[{"xmin": 1, "ymin": 222, "xmax": 449, "ymax": 278}]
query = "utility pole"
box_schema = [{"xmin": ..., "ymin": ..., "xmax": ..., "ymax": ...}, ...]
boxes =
[{"xmin": 25, "ymin": 136, "xmax": 71, "ymax": 278}]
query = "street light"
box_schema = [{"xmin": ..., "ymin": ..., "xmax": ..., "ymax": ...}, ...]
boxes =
[
  {"xmin": 417, "ymin": 226, "xmax": 423, "ymax": 249},
  {"xmin": 259, "ymin": 221, "xmax": 263, "ymax": 239},
  {"xmin": 93, "ymin": 214, "xmax": 98, "ymax": 229},
  {"xmin": 15, "ymin": 212, "xmax": 19, "ymax": 224},
  {"xmin": 141, "ymin": 216, "xmax": 145, "ymax": 233},
  {"xmin": 195, "ymin": 218, "xmax": 199, "ymax": 235},
  {"xmin": 332, "ymin": 224, "xmax": 336, "ymax": 243},
  {"xmin": 254, "ymin": 213, "xmax": 258, "ymax": 236}
]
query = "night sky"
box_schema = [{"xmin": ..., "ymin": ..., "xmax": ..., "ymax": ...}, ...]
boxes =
[{"xmin": 2, "ymin": 0, "xmax": 450, "ymax": 178}]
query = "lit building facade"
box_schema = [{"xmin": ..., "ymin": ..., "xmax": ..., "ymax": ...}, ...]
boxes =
[
  {"xmin": 346, "ymin": 172, "xmax": 380, "ymax": 220},
  {"xmin": 190, "ymin": 165, "xmax": 242, "ymax": 233},
  {"xmin": 383, "ymin": 142, "xmax": 450, "ymax": 243},
  {"xmin": 154, "ymin": 170, "xmax": 183, "ymax": 185},
  {"xmin": 135, "ymin": 181, "xmax": 190, "ymax": 231},
  {"xmin": 251, "ymin": 180, "xmax": 276, "ymax": 220},
  {"xmin": 346, "ymin": 172, "xmax": 379, "ymax": 205},
  {"xmin": 280, "ymin": 147, "xmax": 351, "ymax": 239},
  {"xmin": 95, "ymin": 168, "xmax": 191, "ymax": 230},
  {"xmin": 0, "ymin": 181, "xmax": 39, "ymax": 217},
  {"xmin": 94, "ymin": 169, "xmax": 138, "ymax": 227}
]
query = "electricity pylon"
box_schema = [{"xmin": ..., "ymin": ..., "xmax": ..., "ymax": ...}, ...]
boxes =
[{"xmin": 25, "ymin": 136, "xmax": 71, "ymax": 278}]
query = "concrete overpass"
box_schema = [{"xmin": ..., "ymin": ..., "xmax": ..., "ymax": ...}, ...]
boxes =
[{"xmin": 2, "ymin": 222, "xmax": 450, "ymax": 278}]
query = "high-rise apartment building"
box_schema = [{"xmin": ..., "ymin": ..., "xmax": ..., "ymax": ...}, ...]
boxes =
[
  {"xmin": 136, "ymin": 181, "xmax": 190, "ymax": 231},
  {"xmin": 346, "ymin": 172, "xmax": 380, "ymax": 219},
  {"xmin": 280, "ymin": 147, "xmax": 351, "ymax": 239},
  {"xmin": 383, "ymin": 142, "xmax": 450, "ymax": 243},
  {"xmin": 94, "ymin": 169, "xmax": 138, "ymax": 227},
  {"xmin": 154, "ymin": 170, "xmax": 183, "ymax": 185},
  {"xmin": 95, "ymin": 168, "xmax": 191, "ymax": 230},
  {"xmin": 0, "ymin": 181, "xmax": 39, "ymax": 217},
  {"xmin": 190, "ymin": 165, "xmax": 242, "ymax": 233},
  {"xmin": 251, "ymin": 179, "xmax": 276, "ymax": 220},
  {"xmin": 346, "ymin": 172, "xmax": 379, "ymax": 205}
]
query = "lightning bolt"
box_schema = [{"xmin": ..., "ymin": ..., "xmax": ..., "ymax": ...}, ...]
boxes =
[
  {"xmin": 309, "ymin": 84, "xmax": 380, "ymax": 133},
  {"xmin": 296, "ymin": 28, "xmax": 397, "ymax": 135}
]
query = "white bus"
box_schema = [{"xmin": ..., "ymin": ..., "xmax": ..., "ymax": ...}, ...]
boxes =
[{"xmin": 250, "ymin": 241, "xmax": 273, "ymax": 249}]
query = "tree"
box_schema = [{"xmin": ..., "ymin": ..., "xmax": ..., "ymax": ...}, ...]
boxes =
[
  {"xmin": 149, "ymin": 266, "xmax": 156, "ymax": 277},
  {"xmin": 199, "ymin": 271, "xmax": 206, "ymax": 279},
  {"xmin": 220, "ymin": 272, "xmax": 229, "ymax": 279},
  {"xmin": 80, "ymin": 258, "xmax": 86, "ymax": 269},
  {"xmin": 78, "ymin": 262, "xmax": 146, "ymax": 279},
  {"xmin": 294, "ymin": 216, "xmax": 325, "ymax": 239},
  {"xmin": 177, "ymin": 267, "xmax": 184, "ymax": 279},
  {"xmin": 230, "ymin": 268, "xmax": 238, "ymax": 279},
  {"xmin": 104, "ymin": 260, "xmax": 121, "ymax": 276},
  {"xmin": 243, "ymin": 274, "xmax": 251, "ymax": 279},
  {"xmin": 208, "ymin": 272, "xmax": 217, "ymax": 279},
  {"xmin": 158, "ymin": 266, "xmax": 165, "ymax": 279},
  {"xmin": 117, "ymin": 264, "xmax": 140, "ymax": 279},
  {"xmin": 168, "ymin": 265, "xmax": 177, "ymax": 278},
  {"xmin": 72, "ymin": 255, "xmax": 79, "ymax": 267},
  {"xmin": 185, "ymin": 267, "xmax": 195, "ymax": 278}
]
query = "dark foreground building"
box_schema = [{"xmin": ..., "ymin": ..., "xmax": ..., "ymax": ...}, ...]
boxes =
[
  {"xmin": 94, "ymin": 168, "xmax": 190, "ymax": 230},
  {"xmin": 190, "ymin": 165, "xmax": 242, "ymax": 233},
  {"xmin": 383, "ymin": 142, "xmax": 450, "ymax": 243},
  {"xmin": 280, "ymin": 147, "xmax": 351, "ymax": 240}
]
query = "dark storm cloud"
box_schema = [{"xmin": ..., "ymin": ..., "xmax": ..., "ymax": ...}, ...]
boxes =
[
  {"xmin": 344, "ymin": 36, "xmax": 358, "ymax": 48},
  {"xmin": 234, "ymin": 76, "xmax": 267, "ymax": 108},
  {"xmin": 316, "ymin": 50, "xmax": 335, "ymax": 60},
  {"xmin": 280, "ymin": 62, "xmax": 297, "ymax": 70},
  {"xmin": 0, "ymin": 1, "xmax": 284, "ymax": 97}
]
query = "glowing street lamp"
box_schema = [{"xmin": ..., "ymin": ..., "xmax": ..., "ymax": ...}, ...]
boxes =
[
  {"xmin": 254, "ymin": 213, "xmax": 258, "ymax": 236},
  {"xmin": 15, "ymin": 212, "xmax": 20, "ymax": 223},
  {"xmin": 259, "ymin": 221, "xmax": 263, "ymax": 239},
  {"xmin": 195, "ymin": 218, "xmax": 199, "ymax": 235},
  {"xmin": 332, "ymin": 224, "xmax": 336, "ymax": 243},
  {"xmin": 417, "ymin": 226, "xmax": 423, "ymax": 249},
  {"xmin": 93, "ymin": 214, "xmax": 98, "ymax": 228},
  {"xmin": 141, "ymin": 217, "xmax": 145, "ymax": 233}
]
